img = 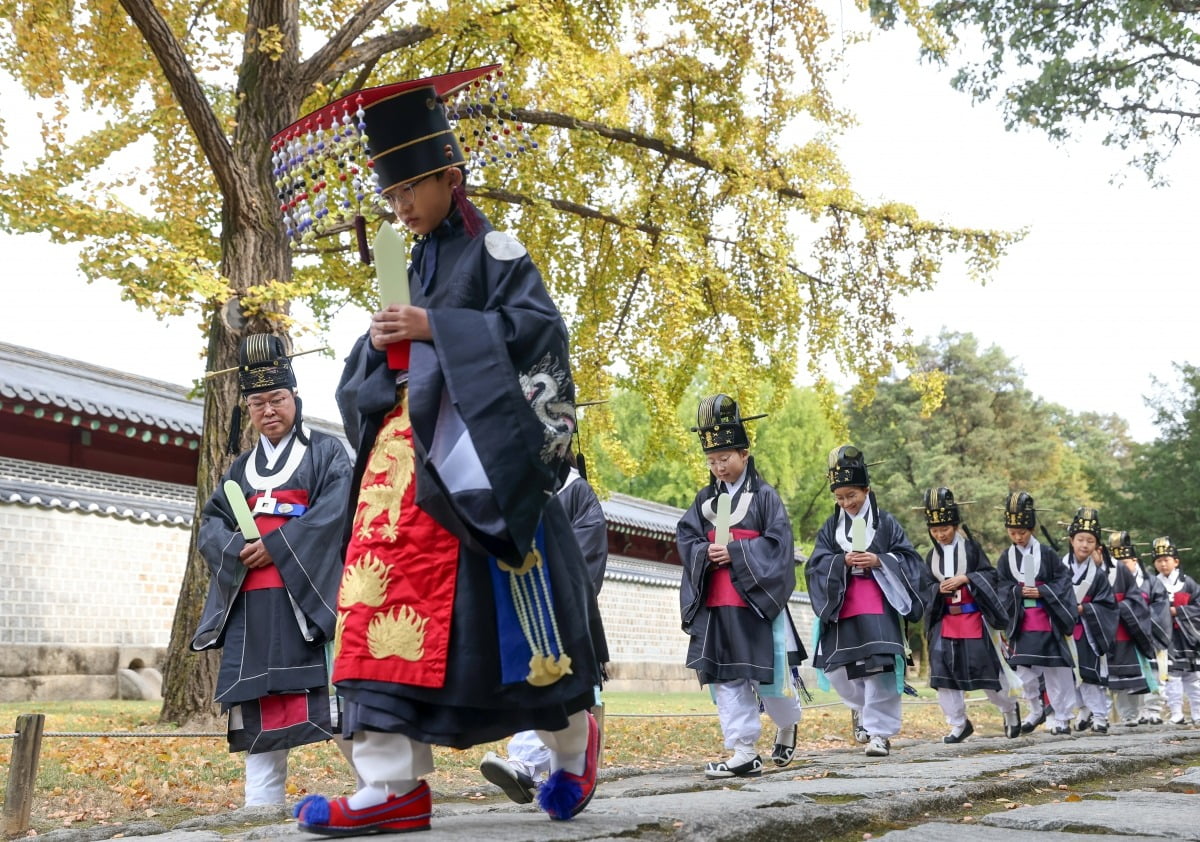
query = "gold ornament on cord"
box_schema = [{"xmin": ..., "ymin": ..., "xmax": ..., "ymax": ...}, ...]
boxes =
[
  {"xmin": 367, "ymin": 604, "xmax": 429, "ymax": 661},
  {"xmin": 502, "ymin": 545, "xmax": 573, "ymax": 686},
  {"xmin": 339, "ymin": 551, "xmax": 391, "ymax": 608}
]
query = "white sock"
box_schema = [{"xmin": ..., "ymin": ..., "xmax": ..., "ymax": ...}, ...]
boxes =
[{"xmin": 345, "ymin": 781, "xmax": 416, "ymax": 810}]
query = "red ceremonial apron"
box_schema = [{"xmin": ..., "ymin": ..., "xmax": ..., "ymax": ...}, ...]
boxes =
[{"xmin": 333, "ymin": 399, "xmax": 462, "ymax": 688}]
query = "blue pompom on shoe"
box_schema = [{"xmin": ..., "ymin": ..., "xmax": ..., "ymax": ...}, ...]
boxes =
[
  {"xmin": 293, "ymin": 794, "xmax": 330, "ymax": 823},
  {"xmin": 536, "ymin": 711, "xmax": 599, "ymax": 820}
]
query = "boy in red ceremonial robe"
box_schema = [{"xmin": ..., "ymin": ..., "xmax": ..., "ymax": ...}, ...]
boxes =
[
  {"xmin": 193, "ymin": 335, "xmax": 355, "ymax": 809},
  {"xmin": 806, "ymin": 446, "xmax": 927, "ymax": 758},
  {"xmin": 277, "ymin": 66, "xmax": 604, "ymax": 834},
  {"xmin": 677, "ymin": 395, "xmax": 806, "ymax": 779},
  {"xmin": 919, "ymin": 487, "xmax": 1020, "ymax": 742}
]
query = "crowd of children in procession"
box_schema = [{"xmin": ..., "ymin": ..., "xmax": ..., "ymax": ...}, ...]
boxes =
[
  {"xmin": 195, "ymin": 59, "xmax": 1200, "ymax": 830},
  {"xmin": 677, "ymin": 395, "xmax": 1200, "ymax": 776}
]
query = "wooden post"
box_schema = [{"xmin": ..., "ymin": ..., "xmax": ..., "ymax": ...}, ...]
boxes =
[{"xmin": 3, "ymin": 714, "xmax": 45, "ymax": 836}]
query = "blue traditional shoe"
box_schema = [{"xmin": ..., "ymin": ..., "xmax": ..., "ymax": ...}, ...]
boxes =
[
  {"xmin": 294, "ymin": 782, "xmax": 431, "ymax": 835},
  {"xmin": 537, "ymin": 711, "xmax": 600, "ymax": 820}
]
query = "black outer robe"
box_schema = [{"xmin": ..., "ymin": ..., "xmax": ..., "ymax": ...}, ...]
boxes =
[
  {"xmin": 1157, "ymin": 571, "xmax": 1200, "ymax": 673},
  {"xmin": 558, "ymin": 468, "xmax": 610, "ymax": 670},
  {"xmin": 1106, "ymin": 562, "xmax": 1155, "ymax": 693},
  {"xmin": 995, "ymin": 540, "xmax": 1077, "ymax": 669},
  {"xmin": 805, "ymin": 503, "xmax": 927, "ymax": 677},
  {"xmin": 921, "ymin": 536, "xmax": 1010, "ymax": 692},
  {"xmin": 334, "ymin": 207, "xmax": 602, "ymax": 749},
  {"xmin": 677, "ymin": 466, "xmax": 803, "ymax": 686},
  {"xmin": 192, "ymin": 428, "xmax": 351, "ymax": 752},
  {"xmin": 1064, "ymin": 555, "xmax": 1119, "ymax": 686}
]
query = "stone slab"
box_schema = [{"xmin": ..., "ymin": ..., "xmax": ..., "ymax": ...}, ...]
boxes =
[{"xmin": 980, "ymin": 791, "xmax": 1200, "ymax": 839}]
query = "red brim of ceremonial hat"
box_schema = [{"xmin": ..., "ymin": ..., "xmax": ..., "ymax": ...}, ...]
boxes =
[{"xmin": 271, "ymin": 64, "xmax": 501, "ymax": 146}]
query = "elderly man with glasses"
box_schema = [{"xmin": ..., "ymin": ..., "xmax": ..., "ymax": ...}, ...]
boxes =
[{"xmin": 191, "ymin": 334, "xmax": 357, "ymax": 810}]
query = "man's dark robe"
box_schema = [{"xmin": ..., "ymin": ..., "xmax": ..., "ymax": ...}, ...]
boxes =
[
  {"xmin": 192, "ymin": 428, "xmax": 351, "ymax": 753},
  {"xmin": 333, "ymin": 207, "xmax": 602, "ymax": 749},
  {"xmin": 678, "ymin": 464, "xmax": 803, "ymax": 688},
  {"xmin": 995, "ymin": 539, "xmax": 1076, "ymax": 669},
  {"xmin": 806, "ymin": 500, "xmax": 926, "ymax": 679},
  {"xmin": 1064, "ymin": 555, "xmax": 1119, "ymax": 686},
  {"xmin": 921, "ymin": 535, "xmax": 1010, "ymax": 692}
]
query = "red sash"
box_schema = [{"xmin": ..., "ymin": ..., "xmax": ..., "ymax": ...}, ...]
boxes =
[
  {"xmin": 942, "ymin": 588, "xmax": 982, "ymax": 639},
  {"xmin": 839, "ymin": 573, "xmax": 885, "ymax": 619},
  {"xmin": 1173, "ymin": 590, "xmax": 1191, "ymax": 629},
  {"xmin": 1022, "ymin": 603, "xmax": 1053, "ymax": 633},
  {"xmin": 1114, "ymin": 592, "xmax": 1131, "ymax": 641},
  {"xmin": 703, "ymin": 528, "xmax": 758, "ymax": 608},
  {"xmin": 240, "ymin": 490, "xmax": 309, "ymax": 591},
  {"xmin": 333, "ymin": 401, "xmax": 461, "ymax": 688}
]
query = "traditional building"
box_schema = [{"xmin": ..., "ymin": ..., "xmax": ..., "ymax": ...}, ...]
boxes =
[{"xmin": 0, "ymin": 341, "xmax": 812, "ymax": 700}]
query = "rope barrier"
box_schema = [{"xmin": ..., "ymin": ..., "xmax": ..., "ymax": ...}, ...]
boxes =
[{"xmin": 0, "ymin": 697, "xmax": 971, "ymax": 736}]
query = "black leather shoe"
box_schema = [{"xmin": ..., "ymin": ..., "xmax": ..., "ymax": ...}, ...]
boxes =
[
  {"xmin": 943, "ymin": 719, "xmax": 975, "ymax": 744},
  {"xmin": 1074, "ymin": 714, "xmax": 1093, "ymax": 732},
  {"xmin": 851, "ymin": 709, "xmax": 869, "ymax": 744},
  {"xmin": 480, "ymin": 752, "xmax": 536, "ymax": 804},
  {"xmin": 771, "ymin": 724, "xmax": 798, "ymax": 767},
  {"xmin": 1004, "ymin": 703, "xmax": 1022, "ymax": 739},
  {"xmin": 1091, "ymin": 722, "xmax": 1109, "ymax": 734},
  {"xmin": 705, "ymin": 755, "xmax": 763, "ymax": 779},
  {"xmin": 1019, "ymin": 708, "xmax": 1047, "ymax": 734},
  {"xmin": 1050, "ymin": 724, "xmax": 1071, "ymax": 736}
]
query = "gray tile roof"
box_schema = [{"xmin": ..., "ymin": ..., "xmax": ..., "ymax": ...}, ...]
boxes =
[
  {"xmin": 600, "ymin": 492, "xmax": 684, "ymax": 539},
  {"xmin": 0, "ymin": 341, "xmax": 345, "ymax": 441},
  {"xmin": 0, "ymin": 455, "xmax": 195, "ymax": 526},
  {"xmin": 0, "ymin": 341, "xmax": 202, "ymax": 435}
]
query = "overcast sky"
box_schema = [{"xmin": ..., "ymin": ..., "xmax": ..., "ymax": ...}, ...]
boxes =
[{"xmin": 2, "ymin": 16, "xmax": 1195, "ymax": 443}]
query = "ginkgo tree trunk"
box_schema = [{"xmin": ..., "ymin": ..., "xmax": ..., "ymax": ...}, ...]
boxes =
[{"xmin": 0, "ymin": 0, "xmax": 1019, "ymax": 725}]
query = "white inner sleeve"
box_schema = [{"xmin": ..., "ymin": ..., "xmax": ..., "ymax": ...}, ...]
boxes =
[{"xmin": 428, "ymin": 387, "xmax": 491, "ymax": 493}]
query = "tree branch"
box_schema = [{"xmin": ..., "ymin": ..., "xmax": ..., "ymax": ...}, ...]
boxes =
[
  {"xmin": 314, "ymin": 25, "xmax": 436, "ymax": 89},
  {"xmin": 296, "ymin": 0, "xmax": 401, "ymax": 93},
  {"xmin": 471, "ymin": 186, "xmax": 830, "ymax": 286},
  {"xmin": 118, "ymin": 0, "xmax": 241, "ymax": 214}
]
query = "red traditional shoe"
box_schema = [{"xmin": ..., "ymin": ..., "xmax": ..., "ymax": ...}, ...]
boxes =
[
  {"xmin": 294, "ymin": 782, "xmax": 431, "ymax": 836},
  {"xmin": 537, "ymin": 710, "xmax": 599, "ymax": 820}
]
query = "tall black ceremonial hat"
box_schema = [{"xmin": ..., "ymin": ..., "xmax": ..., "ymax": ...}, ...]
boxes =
[
  {"xmin": 1068, "ymin": 506, "xmax": 1101, "ymax": 538},
  {"xmin": 1003, "ymin": 491, "xmax": 1037, "ymax": 529},
  {"xmin": 827, "ymin": 445, "xmax": 870, "ymax": 491},
  {"xmin": 691, "ymin": 394, "xmax": 766, "ymax": 453},
  {"xmin": 1152, "ymin": 536, "xmax": 1178, "ymax": 559},
  {"xmin": 922, "ymin": 487, "xmax": 961, "ymax": 526},
  {"xmin": 271, "ymin": 64, "xmax": 530, "ymax": 245},
  {"xmin": 1109, "ymin": 531, "xmax": 1137, "ymax": 560},
  {"xmin": 237, "ymin": 334, "xmax": 296, "ymax": 396}
]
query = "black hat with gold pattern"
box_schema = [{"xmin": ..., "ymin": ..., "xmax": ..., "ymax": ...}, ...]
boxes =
[
  {"xmin": 828, "ymin": 445, "xmax": 869, "ymax": 491},
  {"xmin": 1152, "ymin": 536, "xmax": 1178, "ymax": 559},
  {"xmin": 1068, "ymin": 506, "xmax": 1101, "ymax": 538},
  {"xmin": 1003, "ymin": 491, "xmax": 1037, "ymax": 530},
  {"xmin": 237, "ymin": 334, "xmax": 296, "ymax": 396},
  {"xmin": 1109, "ymin": 531, "xmax": 1137, "ymax": 560},
  {"xmin": 691, "ymin": 394, "xmax": 765, "ymax": 453},
  {"xmin": 922, "ymin": 487, "xmax": 960, "ymax": 527}
]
